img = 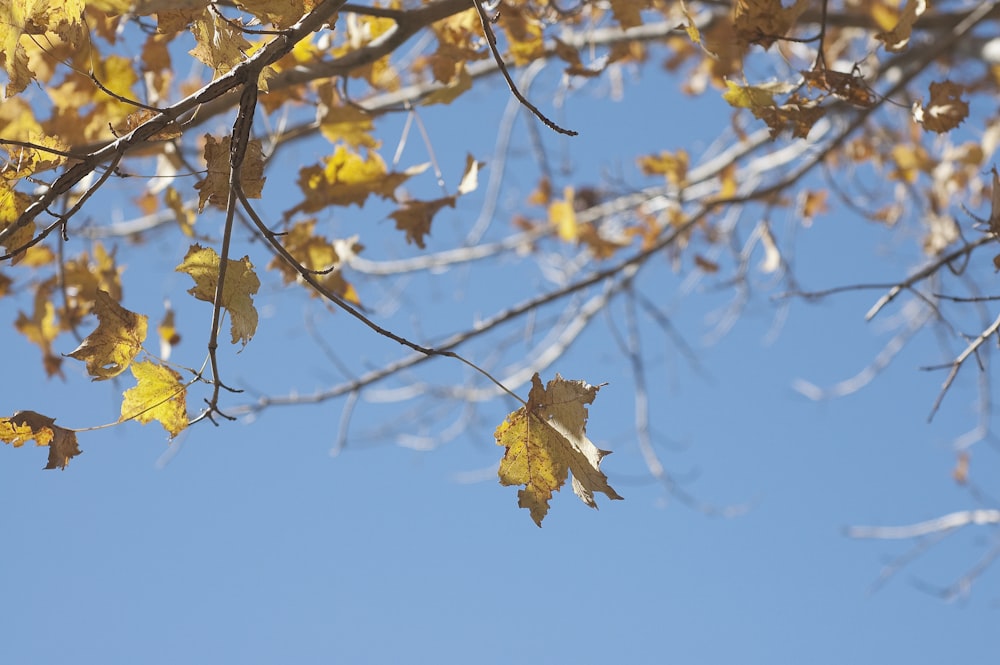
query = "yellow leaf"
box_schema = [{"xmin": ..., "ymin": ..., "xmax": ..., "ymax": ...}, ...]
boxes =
[
  {"xmin": 119, "ymin": 361, "xmax": 188, "ymax": 438},
  {"xmin": 318, "ymin": 84, "xmax": 380, "ymax": 148},
  {"xmin": 495, "ymin": 373, "xmax": 623, "ymax": 526},
  {"xmin": 289, "ymin": 146, "xmax": 417, "ymax": 214},
  {"xmin": 638, "ymin": 149, "xmax": 689, "ymax": 187},
  {"xmin": 498, "ymin": 5, "xmax": 544, "ymax": 66},
  {"xmin": 267, "ymin": 220, "xmax": 363, "ymax": 304},
  {"xmin": 548, "ymin": 187, "xmax": 578, "ymax": 242},
  {"xmin": 195, "ymin": 135, "xmax": 266, "ymax": 211},
  {"xmin": 189, "ymin": 9, "xmax": 250, "ymax": 77},
  {"xmin": 733, "ymin": 0, "xmax": 809, "ymax": 49},
  {"xmin": 390, "ymin": 197, "xmax": 456, "ymax": 249},
  {"xmin": 421, "ymin": 63, "xmax": 473, "ymax": 106},
  {"xmin": 233, "ymin": 0, "xmax": 313, "ymax": 29},
  {"xmin": 67, "ymin": 290, "xmax": 148, "ymax": 380},
  {"xmin": 176, "ymin": 244, "xmax": 260, "ymax": 346},
  {"xmin": 875, "ymin": 0, "xmax": 926, "ymax": 52},
  {"xmin": 14, "ymin": 278, "xmax": 63, "ymax": 377},
  {"xmin": 2, "ymin": 411, "xmax": 82, "ymax": 470}
]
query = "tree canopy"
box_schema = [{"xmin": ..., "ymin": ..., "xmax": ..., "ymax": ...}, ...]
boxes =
[{"xmin": 2, "ymin": 0, "xmax": 1000, "ymax": 551}]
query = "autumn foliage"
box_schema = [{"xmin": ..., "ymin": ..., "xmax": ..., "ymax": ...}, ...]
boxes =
[{"xmin": 2, "ymin": 0, "xmax": 999, "ymax": 525}]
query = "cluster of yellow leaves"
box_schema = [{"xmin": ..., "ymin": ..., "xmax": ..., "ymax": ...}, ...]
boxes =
[
  {"xmin": 495, "ymin": 373, "xmax": 623, "ymax": 526},
  {"xmin": 723, "ymin": 80, "xmax": 823, "ymax": 139}
]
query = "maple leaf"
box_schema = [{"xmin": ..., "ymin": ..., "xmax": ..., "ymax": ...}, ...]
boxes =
[
  {"xmin": 176, "ymin": 244, "xmax": 260, "ymax": 346},
  {"xmin": 2, "ymin": 411, "xmax": 82, "ymax": 469},
  {"xmin": 67, "ymin": 290, "xmax": 148, "ymax": 380},
  {"xmin": 913, "ymin": 81, "xmax": 968, "ymax": 134},
  {"xmin": 189, "ymin": 9, "xmax": 251, "ymax": 77},
  {"xmin": 119, "ymin": 361, "xmax": 188, "ymax": 438},
  {"xmin": 498, "ymin": 5, "xmax": 544, "ymax": 66},
  {"xmin": 195, "ymin": 135, "xmax": 266, "ymax": 212},
  {"xmin": 733, "ymin": 0, "xmax": 809, "ymax": 49},
  {"xmin": 267, "ymin": 220, "xmax": 362, "ymax": 303},
  {"xmin": 288, "ymin": 146, "xmax": 425, "ymax": 215},
  {"xmin": 495, "ymin": 373, "xmax": 623, "ymax": 526}
]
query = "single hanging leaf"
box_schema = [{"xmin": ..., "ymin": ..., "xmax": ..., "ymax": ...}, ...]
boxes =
[
  {"xmin": 176, "ymin": 244, "xmax": 260, "ymax": 346},
  {"xmin": 119, "ymin": 361, "xmax": 188, "ymax": 438},
  {"xmin": 495, "ymin": 373, "xmax": 623, "ymax": 526},
  {"xmin": 913, "ymin": 81, "xmax": 968, "ymax": 134},
  {"xmin": 67, "ymin": 290, "xmax": 148, "ymax": 380},
  {"xmin": 390, "ymin": 197, "xmax": 455, "ymax": 249},
  {"xmin": 2, "ymin": 411, "xmax": 82, "ymax": 469},
  {"xmin": 195, "ymin": 135, "xmax": 266, "ymax": 211}
]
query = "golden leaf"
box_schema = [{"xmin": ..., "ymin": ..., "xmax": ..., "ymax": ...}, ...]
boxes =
[
  {"xmin": 288, "ymin": 146, "xmax": 419, "ymax": 215},
  {"xmin": 195, "ymin": 135, "xmax": 266, "ymax": 211},
  {"xmin": 2, "ymin": 411, "xmax": 82, "ymax": 470},
  {"xmin": 733, "ymin": 0, "xmax": 809, "ymax": 49},
  {"xmin": 67, "ymin": 290, "xmax": 148, "ymax": 380},
  {"xmin": 548, "ymin": 187, "xmax": 578, "ymax": 242},
  {"xmin": 267, "ymin": 220, "xmax": 362, "ymax": 303},
  {"xmin": 176, "ymin": 244, "xmax": 260, "ymax": 346},
  {"xmin": 14, "ymin": 278, "xmax": 63, "ymax": 377},
  {"xmin": 498, "ymin": 5, "xmax": 544, "ymax": 66},
  {"xmin": 495, "ymin": 373, "xmax": 623, "ymax": 526},
  {"xmin": 638, "ymin": 149, "xmax": 689, "ymax": 187},
  {"xmin": 189, "ymin": 9, "xmax": 250, "ymax": 77},
  {"xmin": 233, "ymin": 0, "xmax": 314, "ymax": 29},
  {"xmin": 119, "ymin": 361, "xmax": 188, "ymax": 438}
]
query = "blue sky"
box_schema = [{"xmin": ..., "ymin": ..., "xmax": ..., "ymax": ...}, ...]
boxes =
[{"xmin": 4, "ymin": 9, "xmax": 1000, "ymax": 664}]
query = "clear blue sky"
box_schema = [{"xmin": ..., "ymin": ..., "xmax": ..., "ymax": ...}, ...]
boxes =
[{"xmin": 3, "ymin": 13, "xmax": 998, "ymax": 665}]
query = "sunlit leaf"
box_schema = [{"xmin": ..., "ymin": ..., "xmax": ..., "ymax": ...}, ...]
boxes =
[{"xmin": 119, "ymin": 361, "xmax": 188, "ymax": 438}]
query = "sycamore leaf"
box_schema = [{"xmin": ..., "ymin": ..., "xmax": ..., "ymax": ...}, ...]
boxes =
[
  {"xmin": 233, "ymin": 0, "xmax": 313, "ymax": 29},
  {"xmin": 495, "ymin": 373, "xmax": 623, "ymax": 527},
  {"xmin": 317, "ymin": 83, "xmax": 379, "ymax": 148},
  {"xmin": 195, "ymin": 135, "xmax": 266, "ymax": 211},
  {"xmin": 267, "ymin": 220, "xmax": 362, "ymax": 304},
  {"xmin": 67, "ymin": 290, "xmax": 148, "ymax": 380},
  {"xmin": 176, "ymin": 244, "xmax": 260, "ymax": 346},
  {"xmin": 2, "ymin": 411, "xmax": 82, "ymax": 470},
  {"xmin": 189, "ymin": 9, "xmax": 250, "ymax": 77},
  {"xmin": 913, "ymin": 81, "xmax": 968, "ymax": 134},
  {"xmin": 119, "ymin": 361, "xmax": 188, "ymax": 438},
  {"xmin": 733, "ymin": 0, "xmax": 809, "ymax": 49},
  {"xmin": 875, "ymin": 0, "xmax": 926, "ymax": 52}
]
